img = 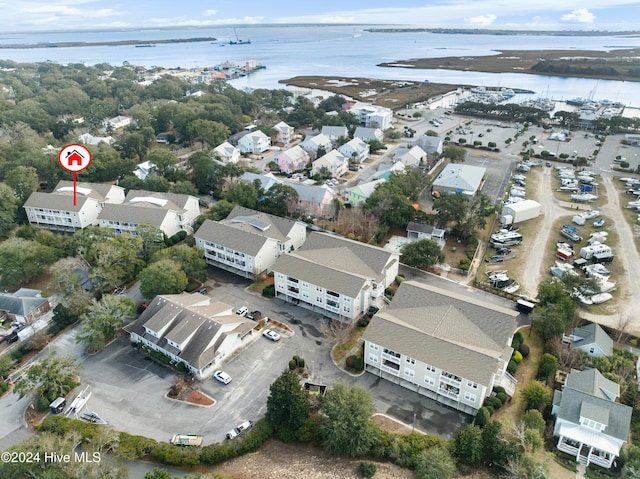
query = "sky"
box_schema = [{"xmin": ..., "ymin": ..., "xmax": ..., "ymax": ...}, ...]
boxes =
[{"xmin": 1, "ymin": 1, "xmax": 640, "ymax": 33}]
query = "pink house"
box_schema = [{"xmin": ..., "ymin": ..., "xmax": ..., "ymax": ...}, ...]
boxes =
[{"xmin": 276, "ymin": 146, "xmax": 310, "ymax": 174}]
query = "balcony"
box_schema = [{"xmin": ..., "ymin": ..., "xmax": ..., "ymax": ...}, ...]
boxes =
[
  {"xmin": 494, "ymin": 371, "xmax": 518, "ymax": 397},
  {"xmin": 382, "ymin": 351, "xmax": 400, "ymax": 364},
  {"xmin": 381, "ymin": 363, "xmax": 400, "ymax": 376},
  {"xmin": 325, "ymin": 304, "xmax": 339, "ymax": 313},
  {"xmin": 438, "ymin": 387, "xmax": 460, "ymax": 400},
  {"xmin": 286, "ymin": 278, "xmax": 299, "ymax": 287},
  {"xmin": 440, "ymin": 374, "xmax": 462, "ymax": 387}
]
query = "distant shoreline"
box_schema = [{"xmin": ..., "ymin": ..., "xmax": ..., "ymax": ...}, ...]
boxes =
[
  {"xmin": 0, "ymin": 37, "xmax": 216, "ymax": 50},
  {"xmin": 365, "ymin": 28, "xmax": 640, "ymax": 37}
]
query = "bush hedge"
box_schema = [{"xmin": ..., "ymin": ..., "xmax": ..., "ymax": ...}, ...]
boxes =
[
  {"xmin": 354, "ymin": 357, "xmax": 364, "ymax": 372},
  {"xmin": 262, "ymin": 284, "xmax": 276, "ymax": 297},
  {"xmin": 507, "ymin": 359, "xmax": 518, "ymax": 375},
  {"xmin": 475, "ymin": 407, "xmax": 490, "ymax": 427},
  {"xmin": 512, "ymin": 350, "xmax": 523, "ymax": 363},
  {"xmin": 519, "ymin": 343, "xmax": 530, "ymax": 358},
  {"xmin": 346, "ymin": 355, "xmax": 356, "ymax": 369},
  {"xmin": 288, "ymin": 359, "xmax": 297, "ymax": 371},
  {"xmin": 359, "ymin": 462, "xmax": 377, "ymax": 478}
]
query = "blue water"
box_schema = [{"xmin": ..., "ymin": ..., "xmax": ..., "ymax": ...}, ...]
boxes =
[{"xmin": 2, "ymin": 25, "xmax": 640, "ymax": 106}]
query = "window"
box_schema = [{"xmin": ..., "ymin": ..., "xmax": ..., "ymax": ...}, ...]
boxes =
[
  {"xmin": 405, "ymin": 357, "xmax": 415, "ymax": 365},
  {"xmin": 368, "ymin": 353, "xmax": 378, "ymax": 363},
  {"xmin": 464, "ymin": 392, "xmax": 476, "ymax": 403},
  {"xmin": 343, "ymin": 306, "xmax": 351, "ymax": 313},
  {"xmin": 302, "ymin": 292, "xmax": 309, "ymax": 299},
  {"xmin": 404, "ymin": 368, "xmax": 415, "ymax": 379},
  {"xmin": 301, "ymin": 282, "xmax": 309, "ymax": 288},
  {"xmin": 424, "ymin": 377, "xmax": 435, "ymax": 386},
  {"xmin": 467, "ymin": 381, "xmax": 478, "ymax": 389},
  {"xmin": 369, "ymin": 343, "xmax": 379, "ymax": 351},
  {"xmin": 383, "ymin": 348, "xmax": 401, "ymax": 358},
  {"xmin": 316, "ymin": 297, "xmax": 323, "ymax": 303},
  {"xmin": 425, "ymin": 364, "xmax": 437, "ymax": 373}
]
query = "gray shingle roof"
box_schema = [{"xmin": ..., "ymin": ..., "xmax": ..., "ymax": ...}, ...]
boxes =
[
  {"xmin": 126, "ymin": 190, "xmax": 191, "ymax": 211},
  {"xmin": 225, "ymin": 206, "xmax": 302, "ymax": 243},
  {"xmin": 0, "ymin": 290, "xmax": 48, "ymax": 317},
  {"xmin": 24, "ymin": 180, "xmax": 115, "ymax": 211},
  {"xmin": 125, "ymin": 294, "xmax": 254, "ymax": 370},
  {"xmin": 321, "ymin": 126, "xmax": 348, "ymax": 138},
  {"xmin": 362, "ymin": 281, "xmax": 517, "ymax": 385},
  {"xmin": 289, "ymin": 183, "xmax": 334, "ymax": 204},
  {"xmin": 195, "ymin": 219, "xmax": 273, "ymax": 256},
  {"xmin": 433, "ymin": 164, "xmax": 486, "ymax": 193},
  {"xmin": 98, "ymin": 203, "xmax": 171, "ymax": 227},
  {"xmin": 406, "ymin": 222, "xmax": 445, "ymax": 237},
  {"xmin": 555, "ymin": 387, "xmax": 632, "ymax": 441},
  {"xmin": 565, "ymin": 368, "xmax": 620, "ymax": 400},
  {"xmin": 572, "ymin": 323, "xmax": 613, "ymax": 356}
]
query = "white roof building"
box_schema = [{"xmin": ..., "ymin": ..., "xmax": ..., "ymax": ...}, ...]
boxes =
[{"xmin": 432, "ymin": 164, "xmax": 486, "ymax": 197}]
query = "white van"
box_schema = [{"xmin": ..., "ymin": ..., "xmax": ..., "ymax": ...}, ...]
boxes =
[{"xmin": 226, "ymin": 420, "xmax": 253, "ymax": 440}]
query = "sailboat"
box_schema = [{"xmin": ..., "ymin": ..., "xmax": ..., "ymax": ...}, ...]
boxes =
[{"xmin": 229, "ymin": 28, "xmax": 251, "ymax": 45}]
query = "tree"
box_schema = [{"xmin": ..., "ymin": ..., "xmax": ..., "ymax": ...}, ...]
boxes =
[
  {"xmin": 76, "ymin": 295, "xmax": 136, "ymax": 353},
  {"xmin": 146, "ymin": 149, "xmax": 177, "ymax": 176},
  {"xmin": 415, "ymin": 446, "xmax": 457, "ymax": 479},
  {"xmin": 266, "ymin": 370, "xmax": 310, "ymax": 439},
  {"xmin": 261, "ymin": 183, "xmax": 299, "ymax": 217},
  {"xmin": 520, "ymin": 381, "xmax": 552, "ymax": 411},
  {"xmin": 225, "ymin": 181, "xmax": 259, "ymax": 210},
  {"xmin": 139, "ymin": 259, "xmax": 189, "ymax": 298},
  {"xmin": 4, "ymin": 165, "xmax": 39, "ymax": 204},
  {"xmin": 14, "ymin": 354, "xmax": 80, "ymax": 401},
  {"xmin": 151, "ymin": 245, "xmax": 207, "ymax": 282},
  {"xmin": 454, "ymin": 425, "xmax": 483, "ymax": 467},
  {"xmin": 536, "ymin": 353, "xmax": 559, "ymax": 380},
  {"xmin": 400, "ymin": 239, "xmax": 444, "ymax": 270},
  {"xmin": 0, "ymin": 238, "xmax": 59, "ymax": 287},
  {"xmin": 531, "ymin": 280, "xmax": 576, "ymax": 342},
  {"xmin": 367, "ymin": 139, "xmax": 384, "ymax": 153},
  {"xmin": 91, "ymin": 234, "xmax": 145, "ymax": 291},
  {"xmin": 444, "ymin": 145, "xmax": 466, "ymax": 163},
  {"xmin": 190, "ymin": 119, "xmax": 231, "ymax": 149},
  {"xmin": 522, "ymin": 409, "xmax": 546, "ymax": 434},
  {"xmin": 321, "ymin": 383, "xmax": 379, "ymax": 456},
  {"xmin": 0, "ymin": 183, "xmax": 19, "ymax": 238}
]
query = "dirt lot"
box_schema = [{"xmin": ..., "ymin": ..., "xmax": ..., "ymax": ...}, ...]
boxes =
[
  {"xmin": 379, "ymin": 48, "xmax": 640, "ymax": 83},
  {"xmin": 280, "ymin": 76, "xmax": 463, "ymax": 109}
]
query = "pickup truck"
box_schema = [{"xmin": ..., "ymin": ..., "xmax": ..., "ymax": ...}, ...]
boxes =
[{"xmin": 226, "ymin": 420, "xmax": 253, "ymax": 440}]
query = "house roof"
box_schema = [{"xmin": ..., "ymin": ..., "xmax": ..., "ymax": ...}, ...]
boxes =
[
  {"xmin": 418, "ymin": 135, "xmax": 443, "ymax": 150},
  {"xmin": 214, "ymin": 141, "xmax": 238, "ymax": 159},
  {"xmin": 572, "ymin": 323, "xmax": 613, "ymax": 356},
  {"xmin": 240, "ymin": 130, "xmax": 269, "ymax": 144},
  {"xmin": 302, "ymin": 134, "xmax": 332, "ymax": 150},
  {"xmin": 314, "ymin": 150, "xmax": 348, "ymax": 168},
  {"xmin": 406, "ymin": 222, "xmax": 446, "ymax": 238},
  {"xmin": 432, "ymin": 164, "xmax": 486, "ymax": 194},
  {"xmin": 0, "ymin": 289, "xmax": 47, "ymax": 317},
  {"xmin": 273, "ymin": 121, "xmax": 292, "ymax": 132},
  {"xmin": 362, "ymin": 281, "xmax": 517, "ymax": 385},
  {"xmin": 98, "ymin": 203, "xmax": 172, "ymax": 227},
  {"xmin": 126, "ymin": 190, "xmax": 193, "ymax": 211},
  {"xmin": 321, "ymin": 126, "xmax": 348, "ymax": 138},
  {"xmin": 24, "ymin": 181, "xmax": 120, "ymax": 211},
  {"xmin": 565, "ymin": 368, "xmax": 620, "ymax": 401},
  {"xmin": 195, "ymin": 219, "xmax": 277, "ymax": 256},
  {"xmin": 240, "ymin": 172, "xmax": 282, "ymax": 191},
  {"xmin": 555, "ymin": 381, "xmax": 632, "ymax": 442},
  {"xmin": 289, "ymin": 183, "xmax": 335, "ymax": 204},
  {"xmin": 346, "ymin": 179, "xmax": 385, "ymax": 198},
  {"xmin": 395, "ymin": 145, "xmax": 427, "ymax": 166},
  {"xmin": 373, "ymin": 161, "xmax": 405, "ymax": 181},
  {"xmin": 354, "ymin": 126, "xmax": 382, "ymax": 139},
  {"xmin": 224, "ymin": 205, "xmax": 305, "ymax": 243},
  {"xmin": 272, "ymin": 231, "xmax": 397, "ymax": 296},
  {"xmin": 339, "ymin": 138, "xmax": 368, "ymax": 154},
  {"xmin": 278, "ymin": 145, "xmax": 309, "ymax": 163},
  {"xmin": 125, "ymin": 294, "xmax": 254, "ymax": 370}
]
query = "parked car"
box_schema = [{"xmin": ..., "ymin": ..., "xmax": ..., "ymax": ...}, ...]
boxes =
[
  {"xmin": 235, "ymin": 306, "xmax": 248, "ymax": 317},
  {"xmin": 246, "ymin": 310, "xmax": 261, "ymax": 321},
  {"xmin": 485, "ymin": 255, "xmax": 505, "ymax": 263},
  {"xmin": 226, "ymin": 420, "xmax": 253, "ymax": 440},
  {"xmin": 214, "ymin": 370, "xmax": 232, "ymax": 385},
  {"xmin": 496, "ymin": 247, "xmax": 511, "ymax": 255},
  {"xmin": 262, "ymin": 329, "xmax": 281, "ymax": 342},
  {"xmin": 198, "ymin": 288, "xmax": 207, "ymax": 295}
]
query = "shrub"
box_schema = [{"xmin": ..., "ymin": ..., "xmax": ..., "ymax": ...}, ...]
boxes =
[
  {"xmin": 395, "ymin": 275, "xmax": 405, "ymax": 285},
  {"xmin": 262, "ymin": 284, "xmax": 275, "ymax": 297},
  {"xmin": 150, "ymin": 443, "xmax": 200, "ymax": 466},
  {"xmin": 484, "ymin": 405, "xmax": 494, "ymax": 416},
  {"xmin": 293, "ymin": 355, "xmax": 301, "ymax": 365},
  {"xmin": 288, "ymin": 359, "xmax": 297, "ymax": 371},
  {"xmin": 621, "ymin": 161, "xmax": 630, "ymax": 168},
  {"xmin": 298, "ymin": 358, "xmax": 305, "ymax": 368},
  {"xmin": 475, "ymin": 407, "xmax": 490, "ymax": 427},
  {"xmin": 512, "ymin": 350, "xmax": 523, "ymax": 364},
  {"xmin": 0, "ymin": 380, "xmax": 8, "ymax": 394},
  {"xmin": 357, "ymin": 317, "xmax": 370, "ymax": 328},
  {"xmin": 493, "ymin": 386, "xmax": 506, "ymax": 395},
  {"xmin": 116, "ymin": 433, "xmax": 158, "ymax": 460},
  {"xmin": 487, "ymin": 396, "xmax": 503, "ymax": 410},
  {"xmin": 346, "ymin": 355, "xmax": 356, "ymax": 369},
  {"xmin": 354, "ymin": 357, "xmax": 364, "ymax": 372},
  {"xmin": 496, "ymin": 392, "xmax": 508, "ymax": 405},
  {"xmin": 519, "ymin": 343, "xmax": 530, "ymax": 358},
  {"xmin": 458, "ymin": 258, "xmax": 471, "ymax": 270},
  {"xmin": 359, "ymin": 462, "xmax": 377, "ymax": 478},
  {"xmin": 507, "ymin": 359, "xmax": 518, "ymax": 375},
  {"xmin": 10, "ymin": 349, "xmax": 24, "ymax": 361},
  {"xmin": 513, "ymin": 331, "xmax": 524, "ymax": 344},
  {"xmin": 36, "ymin": 396, "xmax": 50, "ymax": 412},
  {"xmin": 536, "ymin": 353, "xmax": 559, "ymax": 380}
]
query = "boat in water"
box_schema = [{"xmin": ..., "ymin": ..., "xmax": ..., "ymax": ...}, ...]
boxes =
[
  {"xmin": 229, "ymin": 28, "xmax": 250, "ymax": 45},
  {"xmin": 135, "ymin": 44, "xmax": 156, "ymax": 48}
]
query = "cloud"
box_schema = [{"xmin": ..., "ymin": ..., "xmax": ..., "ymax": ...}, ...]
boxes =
[
  {"xmin": 464, "ymin": 14, "xmax": 497, "ymax": 27},
  {"xmin": 21, "ymin": 5, "xmax": 82, "ymax": 15},
  {"xmin": 560, "ymin": 8, "xmax": 596, "ymax": 23},
  {"xmin": 204, "ymin": 9, "xmax": 217, "ymax": 16},
  {"xmin": 95, "ymin": 9, "xmax": 117, "ymax": 18},
  {"xmin": 146, "ymin": 16, "xmax": 263, "ymax": 27}
]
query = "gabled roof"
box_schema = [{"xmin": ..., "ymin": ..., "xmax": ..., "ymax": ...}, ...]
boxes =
[
  {"xmin": 395, "ymin": 145, "xmax": 427, "ymax": 166},
  {"xmin": 273, "ymin": 121, "xmax": 292, "ymax": 132},
  {"xmin": 214, "ymin": 141, "xmax": 239, "ymax": 158},
  {"xmin": 314, "ymin": 150, "xmax": 348, "ymax": 168},
  {"xmin": 362, "ymin": 281, "xmax": 517, "ymax": 385},
  {"xmin": 240, "ymin": 172, "xmax": 282, "ymax": 191},
  {"xmin": 0, "ymin": 289, "xmax": 48, "ymax": 317},
  {"xmin": 555, "ymin": 369, "xmax": 632, "ymax": 442},
  {"xmin": 432, "ymin": 164, "xmax": 486, "ymax": 193},
  {"xmin": 346, "ymin": 179, "xmax": 385, "ymax": 198},
  {"xmin": 278, "ymin": 145, "xmax": 309, "ymax": 163},
  {"xmin": 302, "ymin": 134, "xmax": 332, "ymax": 150},
  {"xmin": 24, "ymin": 181, "xmax": 122, "ymax": 212},
  {"xmin": 565, "ymin": 368, "xmax": 620, "ymax": 401},
  {"xmin": 289, "ymin": 183, "xmax": 335, "ymax": 204},
  {"xmin": 321, "ymin": 125, "xmax": 348, "ymax": 138},
  {"xmin": 373, "ymin": 161, "xmax": 405, "ymax": 181},
  {"xmin": 224, "ymin": 205, "xmax": 305, "ymax": 243},
  {"xmin": 240, "ymin": 130, "xmax": 269, "ymax": 143},
  {"xmin": 125, "ymin": 294, "xmax": 254, "ymax": 370},
  {"xmin": 354, "ymin": 126, "xmax": 382, "ymax": 139},
  {"xmin": 339, "ymin": 138, "xmax": 368, "ymax": 154},
  {"xmin": 572, "ymin": 323, "xmax": 613, "ymax": 356},
  {"xmin": 272, "ymin": 231, "xmax": 398, "ymax": 297},
  {"xmin": 195, "ymin": 219, "xmax": 276, "ymax": 256},
  {"xmin": 98, "ymin": 190, "xmax": 196, "ymax": 226}
]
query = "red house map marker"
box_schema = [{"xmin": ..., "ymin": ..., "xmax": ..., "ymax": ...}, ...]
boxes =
[{"xmin": 58, "ymin": 144, "xmax": 92, "ymax": 206}]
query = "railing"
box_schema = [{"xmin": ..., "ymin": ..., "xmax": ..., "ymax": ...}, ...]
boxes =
[
  {"xmin": 381, "ymin": 364, "xmax": 400, "ymax": 376},
  {"xmin": 286, "ymin": 290, "xmax": 299, "ymax": 299},
  {"xmin": 558, "ymin": 440, "xmax": 579, "ymax": 456},
  {"xmin": 440, "ymin": 374, "xmax": 462, "ymax": 387},
  {"xmin": 286, "ymin": 279, "xmax": 299, "ymax": 287},
  {"xmin": 438, "ymin": 388, "xmax": 460, "ymax": 400},
  {"xmin": 588, "ymin": 453, "xmax": 611, "ymax": 468},
  {"xmin": 382, "ymin": 352, "xmax": 400, "ymax": 364},
  {"xmin": 495, "ymin": 371, "xmax": 518, "ymax": 396}
]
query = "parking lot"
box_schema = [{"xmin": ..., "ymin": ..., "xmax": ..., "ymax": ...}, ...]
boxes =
[{"xmin": 0, "ymin": 267, "xmax": 472, "ymax": 446}]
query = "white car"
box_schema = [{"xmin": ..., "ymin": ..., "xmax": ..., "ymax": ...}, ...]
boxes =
[
  {"xmin": 235, "ymin": 306, "xmax": 248, "ymax": 317},
  {"xmin": 262, "ymin": 329, "xmax": 281, "ymax": 342},
  {"xmin": 214, "ymin": 370, "xmax": 232, "ymax": 385},
  {"xmin": 226, "ymin": 420, "xmax": 253, "ymax": 440}
]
